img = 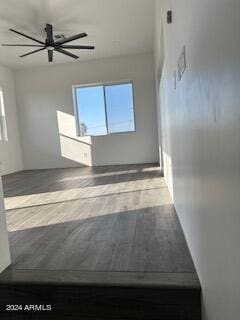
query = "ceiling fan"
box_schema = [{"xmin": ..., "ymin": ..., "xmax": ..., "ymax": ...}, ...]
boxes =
[{"xmin": 1, "ymin": 24, "xmax": 95, "ymax": 62}]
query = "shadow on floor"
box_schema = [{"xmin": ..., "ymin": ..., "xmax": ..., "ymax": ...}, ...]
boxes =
[{"xmin": 9, "ymin": 205, "xmax": 195, "ymax": 273}]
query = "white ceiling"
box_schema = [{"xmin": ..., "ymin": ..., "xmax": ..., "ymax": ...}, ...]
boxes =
[{"xmin": 0, "ymin": 0, "xmax": 155, "ymax": 69}]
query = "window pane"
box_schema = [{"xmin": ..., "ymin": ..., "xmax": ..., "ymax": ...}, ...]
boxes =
[
  {"xmin": 105, "ymin": 83, "xmax": 135, "ymax": 133},
  {"xmin": 0, "ymin": 90, "xmax": 8, "ymax": 142},
  {"xmin": 75, "ymin": 86, "xmax": 107, "ymax": 136}
]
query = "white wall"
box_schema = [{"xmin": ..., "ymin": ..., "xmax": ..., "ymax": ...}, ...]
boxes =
[
  {"xmin": 0, "ymin": 65, "xmax": 23, "ymax": 175},
  {"xmin": 0, "ymin": 174, "xmax": 10, "ymax": 273},
  {"xmin": 15, "ymin": 53, "xmax": 158, "ymax": 169},
  {"xmin": 155, "ymin": 1, "xmax": 240, "ymax": 319}
]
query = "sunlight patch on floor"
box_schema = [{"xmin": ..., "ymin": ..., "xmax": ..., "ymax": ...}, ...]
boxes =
[
  {"xmin": 57, "ymin": 166, "xmax": 161, "ymax": 182},
  {"xmin": 4, "ymin": 177, "xmax": 166, "ymax": 211}
]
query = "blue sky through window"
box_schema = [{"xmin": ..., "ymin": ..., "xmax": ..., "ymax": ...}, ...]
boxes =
[
  {"xmin": 105, "ymin": 83, "xmax": 135, "ymax": 133},
  {"xmin": 76, "ymin": 86, "xmax": 107, "ymax": 136},
  {"xmin": 75, "ymin": 82, "xmax": 135, "ymax": 136}
]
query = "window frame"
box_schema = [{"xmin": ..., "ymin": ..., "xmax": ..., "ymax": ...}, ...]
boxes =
[
  {"xmin": 0, "ymin": 89, "xmax": 8, "ymax": 142},
  {"xmin": 72, "ymin": 80, "xmax": 136, "ymax": 137}
]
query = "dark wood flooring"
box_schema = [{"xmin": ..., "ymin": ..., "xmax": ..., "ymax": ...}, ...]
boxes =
[{"xmin": 0, "ymin": 164, "xmax": 201, "ymax": 319}]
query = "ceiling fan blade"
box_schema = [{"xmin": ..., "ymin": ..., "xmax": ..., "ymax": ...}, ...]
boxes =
[
  {"xmin": 55, "ymin": 47, "xmax": 79, "ymax": 59},
  {"xmin": 45, "ymin": 24, "xmax": 53, "ymax": 43},
  {"xmin": 20, "ymin": 47, "xmax": 46, "ymax": 58},
  {"xmin": 2, "ymin": 44, "xmax": 45, "ymax": 47},
  {"xmin": 48, "ymin": 49, "xmax": 53, "ymax": 62},
  {"xmin": 55, "ymin": 33, "xmax": 87, "ymax": 45},
  {"xmin": 9, "ymin": 28, "xmax": 45, "ymax": 45},
  {"xmin": 60, "ymin": 45, "xmax": 95, "ymax": 50}
]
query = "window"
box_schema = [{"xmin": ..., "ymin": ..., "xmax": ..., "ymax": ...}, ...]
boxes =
[
  {"xmin": 73, "ymin": 82, "xmax": 135, "ymax": 136},
  {"xmin": 0, "ymin": 90, "xmax": 8, "ymax": 142}
]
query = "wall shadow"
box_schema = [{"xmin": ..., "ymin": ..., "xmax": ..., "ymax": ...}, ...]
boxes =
[{"xmin": 57, "ymin": 110, "xmax": 93, "ymax": 166}]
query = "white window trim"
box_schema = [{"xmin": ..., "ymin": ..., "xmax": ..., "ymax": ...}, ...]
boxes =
[{"xmin": 72, "ymin": 80, "xmax": 136, "ymax": 137}]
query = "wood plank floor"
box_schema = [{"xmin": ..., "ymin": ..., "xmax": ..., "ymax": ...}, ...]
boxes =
[
  {"xmin": 1, "ymin": 164, "xmax": 198, "ymax": 282},
  {"xmin": 0, "ymin": 164, "xmax": 201, "ymax": 319}
]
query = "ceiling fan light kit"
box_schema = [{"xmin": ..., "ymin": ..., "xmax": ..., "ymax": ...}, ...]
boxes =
[{"xmin": 1, "ymin": 24, "xmax": 95, "ymax": 62}]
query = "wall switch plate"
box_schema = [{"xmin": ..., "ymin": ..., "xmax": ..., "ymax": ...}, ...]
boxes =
[{"xmin": 177, "ymin": 46, "xmax": 186, "ymax": 81}]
